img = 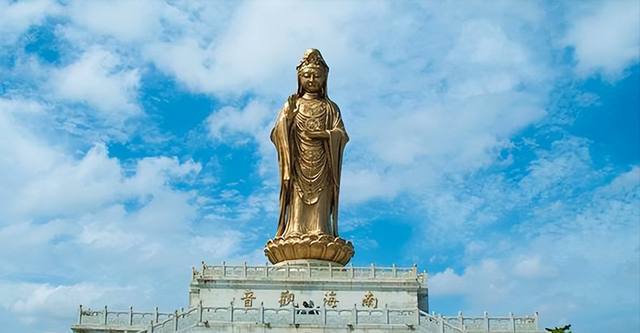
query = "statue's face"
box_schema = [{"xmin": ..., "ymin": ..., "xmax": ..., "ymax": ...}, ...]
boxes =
[{"xmin": 299, "ymin": 67, "xmax": 326, "ymax": 94}]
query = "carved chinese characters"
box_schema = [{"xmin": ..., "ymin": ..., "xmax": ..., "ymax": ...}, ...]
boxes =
[
  {"xmin": 323, "ymin": 291, "xmax": 339, "ymax": 308},
  {"xmin": 279, "ymin": 290, "xmax": 295, "ymax": 307},
  {"xmin": 241, "ymin": 290, "xmax": 256, "ymax": 307},
  {"xmin": 362, "ymin": 291, "xmax": 378, "ymax": 309}
]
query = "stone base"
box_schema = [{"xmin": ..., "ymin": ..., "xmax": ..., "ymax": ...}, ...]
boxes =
[
  {"xmin": 189, "ymin": 262, "xmax": 428, "ymax": 310},
  {"xmin": 264, "ymin": 234, "xmax": 355, "ymax": 265},
  {"xmin": 70, "ymin": 262, "xmax": 542, "ymax": 333}
]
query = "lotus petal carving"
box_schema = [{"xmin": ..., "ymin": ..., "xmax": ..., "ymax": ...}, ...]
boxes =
[{"xmin": 264, "ymin": 234, "xmax": 354, "ymax": 265}]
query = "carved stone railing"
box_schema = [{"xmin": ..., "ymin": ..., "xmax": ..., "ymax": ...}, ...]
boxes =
[
  {"xmin": 420, "ymin": 311, "xmax": 465, "ymax": 333},
  {"xmin": 422, "ymin": 310, "xmax": 540, "ymax": 332},
  {"xmin": 74, "ymin": 304, "xmax": 540, "ymax": 333},
  {"xmin": 75, "ymin": 305, "xmax": 173, "ymax": 327},
  {"xmin": 194, "ymin": 262, "xmax": 424, "ymax": 281},
  {"xmin": 145, "ymin": 302, "xmax": 421, "ymax": 333}
]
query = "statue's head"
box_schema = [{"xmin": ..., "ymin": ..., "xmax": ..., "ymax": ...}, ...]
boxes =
[{"xmin": 296, "ymin": 49, "xmax": 329, "ymax": 98}]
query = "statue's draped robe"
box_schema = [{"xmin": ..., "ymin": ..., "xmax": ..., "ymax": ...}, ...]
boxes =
[{"xmin": 271, "ymin": 94, "xmax": 348, "ymax": 238}]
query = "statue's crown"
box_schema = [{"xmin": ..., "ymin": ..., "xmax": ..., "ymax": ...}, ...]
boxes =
[{"xmin": 296, "ymin": 48, "xmax": 329, "ymax": 73}]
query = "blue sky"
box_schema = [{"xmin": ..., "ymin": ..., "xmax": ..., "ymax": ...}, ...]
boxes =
[{"xmin": 0, "ymin": 1, "xmax": 638, "ymax": 332}]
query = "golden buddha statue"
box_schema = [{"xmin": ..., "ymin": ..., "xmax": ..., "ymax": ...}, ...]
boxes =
[{"xmin": 264, "ymin": 49, "xmax": 354, "ymax": 265}]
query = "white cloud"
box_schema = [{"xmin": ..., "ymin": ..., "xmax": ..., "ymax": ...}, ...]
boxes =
[
  {"xmin": 192, "ymin": 1, "xmax": 551, "ymax": 209},
  {"xmin": 0, "ymin": 135, "xmax": 240, "ymax": 329},
  {"xmin": 428, "ymin": 165, "xmax": 640, "ymax": 331},
  {"xmin": 143, "ymin": 37, "xmax": 213, "ymax": 92},
  {"xmin": 2, "ymin": 283, "xmax": 105, "ymax": 317},
  {"xmin": 340, "ymin": 169, "xmax": 399, "ymax": 204},
  {"xmin": 50, "ymin": 47, "xmax": 141, "ymax": 120},
  {"xmin": 0, "ymin": 99, "xmax": 63, "ymax": 220},
  {"xmin": 0, "ymin": 281, "xmax": 148, "ymax": 328},
  {"xmin": 513, "ymin": 256, "xmax": 558, "ymax": 280},
  {"xmin": 204, "ymin": 99, "xmax": 279, "ymax": 179},
  {"xmin": 565, "ymin": 0, "xmax": 640, "ymax": 79},
  {"xmin": 15, "ymin": 144, "xmax": 122, "ymax": 217},
  {"xmin": 0, "ymin": 0, "xmax": 59, "ymax": 45},
  {"xmin": 65, "ymin": 0, "xmax": 165, "ymax": 43},
  {"xmin": 130, "ymin": 155, "xmax": 202, "ymax": 193},
  {"xmin": 143, "ymin": 1, "xmax": 381, "ymax": 96},
  {"xmin": 430, "ymin": 260, "xmax": 516, "ymax": 304},
  {"xmin": 206, "ymin": 100, "xmax": 273, "ymax": 145}
]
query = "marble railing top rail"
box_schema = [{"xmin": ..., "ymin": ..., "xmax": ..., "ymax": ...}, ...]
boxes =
[
  {"xmin": 440, "ymin": 311, "xmax": 538, "ymax": 322},
  {"xmin": 193, "ymin": 262, "xmax": 426, "ymax": 281}
]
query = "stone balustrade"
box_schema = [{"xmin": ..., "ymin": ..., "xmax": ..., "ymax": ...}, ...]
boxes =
[
  {"xmin": 194, "ymin": 262, "xmax": 423, "ymax": 281},
  {"xmin": 439, "ymin": 311, "xmax": 540, "ymax": 332},
  {"xmin": 74, "ymin": 304, "xmax": 540, "ymax": 333},
  {"xmin": 147, "ymin": 302, "xmax": 421, "ymax": 333},
  {"xmin": 75, "ymin": 305, "xmax": 173, "ymax": 326}
]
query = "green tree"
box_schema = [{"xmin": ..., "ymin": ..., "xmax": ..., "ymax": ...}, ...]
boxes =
[{"xmin": 545, "ymin": 324, "xmax": 572, "ymax": 333}]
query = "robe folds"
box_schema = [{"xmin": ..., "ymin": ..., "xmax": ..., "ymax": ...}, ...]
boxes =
[{"xmin": 271, "ymin": 94, "xmax": 348, "ymax": 239}]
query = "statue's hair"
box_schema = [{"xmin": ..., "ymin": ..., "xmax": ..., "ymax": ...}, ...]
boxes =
[{"xmin": 296, "ymin": 48, "xmax": 329, "ymax": 73}]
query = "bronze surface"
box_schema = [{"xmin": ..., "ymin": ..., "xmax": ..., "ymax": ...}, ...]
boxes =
[{"xmin": 265, "ymin": 49, "xmax": 354, "ymax": 265}]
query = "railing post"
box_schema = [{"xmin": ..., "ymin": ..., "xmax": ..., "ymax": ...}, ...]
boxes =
[
  {"xmin": 352, "ymin": 304, "xmax": 358, "ymax": 325},
  {"xmin": 350, "ymin": 263, "xmax": 354, "ymax": 279},
  {"xmin": 149, "ymin": 320, "xmax": 154, "ymax": 333},
  {"xmin": 534, "ymin": 311, "xmax": 540, "ymax": 331},
  {"xmin": 413, "ymin": 263, "xmax": 418, "ymax": 276},
  {"xmin": 371, "ymin": 263, "xmax": 375, "ymax": 278},
  {"xmin": 129, "ymin": 306, "xmax": 134, "ymax": 325},
  {"xmin": 290, "ymin": 302, "xmax": 295, "ymax": 324},
  {"xmin": 484, "ymin": 311, "xmax": 489, "ymax": 331},
  {"xmin": 198, "ymin": 300, "xmax": 203, "ymax": 323},
  {"xmin": 222, "ymin": 261, "xmax": 226, "ymax": 276},
  {"xmin": 307, "ymin": 261, "xmax": 311, "ymax": 278},
  {"xmin": 384, "ymin": 304, "xmax": 389, "ymax": 324},
  {"xmin": 265, "ymin": 262, "xmax": 269, "ymax": 278},
  {"xmin": 439, "ymin": 314, "xmax": 445, "ymax": 333},
  {"xmin": 78, "ymin": 305, "xmax": 83, "ymax": 324},
  {"xmin": 509, "ymin": 312, "xmax": 515, "ymax": 332},
  {"xmin": 415, "ymin": 308, "xmax": 420, "ymax": 325},
  {"xmin": 321, "ymin": 302, "xmax": 326, "ymax": 325},
  {"xmin": 243, "ymin": 262, "xmax": 247, "ymax": 277},
  {"xmin": 392, "ymin": 263, "xmax": 397, "ymax": 278},
  {"xmin": 229, "ymin": 303, "xmax": 234, "ymax": 322},
  {"xmin": 259, "ymin": 302, "xmax": 264, "ymax": 324},
  {"xmin": 458, "ymin": 311, "xmax": 463, "ymax": 328},
  {"xmin": 103, "ymin": 305, "xmax": 108, "ymax": 325},
  {"xmin": 286, "ymin": 262, "xmax": 290, "ymax": 278},
  {"xmin": 155, "ymin": 306, "xmax": 160, "ymax": 323},
  {"xmin": 174, "ymin": 310, "xmax": 179, "ymax": 331}
]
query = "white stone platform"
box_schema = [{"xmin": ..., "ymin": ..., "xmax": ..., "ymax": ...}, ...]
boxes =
[
  {"xmin": 188, "ymin": 261, "xmax": 429, "ymax": 313},
  {"xmin": 70, "ymin": 262, "xmax": 542, "ymax": 333}
]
